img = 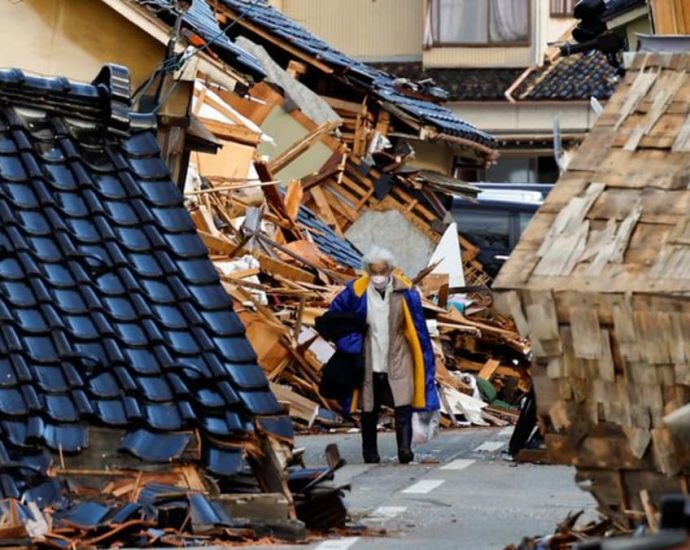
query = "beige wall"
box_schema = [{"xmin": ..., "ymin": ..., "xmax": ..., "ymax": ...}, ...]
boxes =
[
  {"xmin": 625, "ymin": 17, "xmax": 653, "ymax": 51},
  {"xmin": 0, "ymin": 0, "xmax": 165, "ymax": 88},
  {"xmin": 451, "ymin": 102, "xmax": 595, "ymax": 134},
  {"xmin": 278, "ymin": 0, "xmax": 575, "ymax": 68},
  {"xmin": 423, "ymin": 46, "xmax": 533, "ymax": 69},
  {"xmin": 406, "ymin": 139, "xmax": 454, "ymax": 175},
  {"xmin": 282, "ymin": 0, "xmax": 423, "ymax": 61}
]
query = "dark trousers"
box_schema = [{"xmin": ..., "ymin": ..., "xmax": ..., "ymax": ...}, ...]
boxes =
[{"xmin": 361, "ymin": 373, "xmax": 413, "ymax": 461}]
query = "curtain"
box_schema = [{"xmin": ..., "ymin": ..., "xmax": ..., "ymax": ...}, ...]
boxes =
[
  {"xmin": 431, "ymin": 0, "xmax": 488, "ymax": 44},
  {"xmin": 550, "ymin": 0, "xmax": 577, "ymax": 17},
  {"xmin": 489, "ymin": 0, "xmax": 529, "ymax": 43}
]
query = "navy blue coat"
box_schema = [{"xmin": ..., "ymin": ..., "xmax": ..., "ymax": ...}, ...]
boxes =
[{"xmin": 328, "ymin": 274, "xmax": 440, "ymax": 412}]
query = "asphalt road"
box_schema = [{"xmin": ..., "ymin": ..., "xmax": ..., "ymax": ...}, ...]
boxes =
[{"xmin": 285, "ymin": 427, "xmax": 597, "ymax": 550}]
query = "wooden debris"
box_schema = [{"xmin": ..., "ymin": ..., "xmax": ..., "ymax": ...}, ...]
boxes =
[{"xmin": 495, "ymin": 53, "xmax": 690, "ymax": 526}]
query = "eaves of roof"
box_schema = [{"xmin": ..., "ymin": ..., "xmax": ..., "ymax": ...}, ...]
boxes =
[{"xmin": 105, "ymin": 0, "xmax": 266, "ymax": 82}]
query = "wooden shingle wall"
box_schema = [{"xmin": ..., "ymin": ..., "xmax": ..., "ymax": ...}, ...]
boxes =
[{"xmin": 494, "ymin": 53, "xmax": 690, "ymax": 524}]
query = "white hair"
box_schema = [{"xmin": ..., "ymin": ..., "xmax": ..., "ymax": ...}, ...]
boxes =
[{"xmin": 362, "ymin": 246, "xmax": 396, "ymax": 268}]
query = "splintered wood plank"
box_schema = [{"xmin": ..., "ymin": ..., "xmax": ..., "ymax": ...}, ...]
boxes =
[
  {"xmin": 537, "ymin": 182, "xmax": 605, "ymax": 258},
  {"xmin": 624, "ymin": 71, "xmax": 687, "ymax": 151},
  {"xmin": 284, "ymin": 180, "xmax": 303, "ymax": 222},
  {"xmin": 310, "ymin": 186, "xmax": 343, "ymax": 236},
  {"xmin": 586, "ymin": 198, "xmax": 643, "ymax": 276},
  {"xmin": 534, "ymin": 220, "xmax": 589, "ymax": 277},
  {"xmin": 651, "ymin": 428, "xmax": 682, "ymax": 476},
  {"xmin": 569, "ymin": 305, "xmax": 602, "ymax": 359},
  {"xmin": 614, "ymin": 69, "xmax": 659, "ymax": 130},
  {"xmin": 650, "ymin": 244, "xmax": 690, "ymax": 280},
  {"xmin": 198, "ymin": 230, "xmax": 237, "ymax": 255},
  {"xmin": 493, "ymin": 290, "xmax": 529, "ymax": 338},
  {"xmin": 477, "ymin": 359, "xmax": 500, "ymax": 382},
  {"xmin": 672, "ymin": 108, "xmax": 690, "ymax": 151},
  {"xmin": 567, "ymin": 127, "xmax": 616, "ymax": 172},
  {"xmin": 634, "ymin": 310, "xmax": 672, "ymax": 364},
  {"xmin": 258, "ymin": 255, "xmax": 316, "ymax": 284},
  {"xmin": 592, "ymin": 149, "xmax": 690, "ymax": 190},
  {"xmin": 587, "ymin": 188, "xmax": 689, "ymax": 225},
  {"xmin": 525, "ymin": 290, "xmax": 561, "ymax": 356}
]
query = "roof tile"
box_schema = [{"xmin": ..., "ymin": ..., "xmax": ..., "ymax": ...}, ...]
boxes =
[
  {"xmin": 516, "ymin": 51, "xmax": 619, "ymax": 101},
  {"xmin": 0, "ymin": 64, "xmax": 289, "ymax": 496}
]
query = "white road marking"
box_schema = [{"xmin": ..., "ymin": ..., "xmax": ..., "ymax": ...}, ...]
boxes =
[
  {"xmin": 499, "ymin": 427, "xmax": 514, "ymax": 437},
  {"xmin": 369, "ymin": 506, "xmax": 407, "ymax": 521},
  {"xmin": 441, "ymin": 458, "xmax": 476, "ymax": 471},
  {"xmin": 402, "ymin": 479, "xmax": 445, "ymax": 494},
  {"xmin": 474, "ymin": 441, "xmax": 505, "ymax": 453},
  {"xmin": 315, "ymin": 537, "xmax": 360, "ymax": 550}
]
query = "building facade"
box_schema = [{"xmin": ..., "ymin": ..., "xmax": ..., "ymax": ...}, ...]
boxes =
[{"xmin": 272, "ymin": 0, "xmax": 651, "ymax": 184}]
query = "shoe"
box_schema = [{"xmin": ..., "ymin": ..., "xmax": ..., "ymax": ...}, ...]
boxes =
[
  {"xmin": 395, "ymin": 406, "xmax": 414, "ymax": 464},
  {"xmin": 398, "ymin": 449, "xmax": 414, "ymax": 464},
  {"xmin": 364, "ymin": 454, "xmax": 381, "ymax": 464}
]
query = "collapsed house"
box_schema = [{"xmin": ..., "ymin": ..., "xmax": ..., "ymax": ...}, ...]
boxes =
[
  {"xmin": 0, "ymin": 1, "xmax": 537, "ymax": 543},
  {"xmin": 495, "ymin": 52, "xmax": 690, "ymax": 524},
  {"xmin": 206, "ymin": 0, "xmax": 497, "ymax": 287},
  {"xmin": 158, "ymin": 0, "xmax": 533, "ymax": 431},
  {"xmin": 0, "ymin": 64, "xmax": 355, "ymax": 546}
]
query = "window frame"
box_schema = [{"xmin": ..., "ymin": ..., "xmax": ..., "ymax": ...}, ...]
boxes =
[
  {"xmin": 428, "ymin": 0, "xmax": 532, "ymax": 48},
  {"xmin": 550, "ymin": 0, "xmax": 577, "ymax": 18}
]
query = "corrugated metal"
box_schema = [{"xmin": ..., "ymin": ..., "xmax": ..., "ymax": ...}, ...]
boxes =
[
  {"xmin": 281, "ymin": 0, "xmax": 423, "ymax": 61},
  {"xmin": 423, "ymin": 46, "xmax": 532, "ymax": 69}
]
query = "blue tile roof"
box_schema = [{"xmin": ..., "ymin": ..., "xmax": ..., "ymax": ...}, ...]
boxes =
[
  {"xmin": 0, "ymin": 64, "xmax": 291, "ymax": 500},
  {"xmin": 517, "ymin": 51, "xmax": 619, "ymax": 101},
  {"xmin": 296, "ymin": 206, "xmax": 362, "ymax": 270},
  {"xmin": 219, "ymin": 0, "xmax": 496, "ymax": 149},
  {"xmin": 134, "ymin": 0, "xmax": 266, "ymax": 80}
]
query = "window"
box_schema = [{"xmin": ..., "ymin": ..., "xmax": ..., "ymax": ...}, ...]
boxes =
[
  {"xmin": 550, "ymin": 0, "xmax": 577, "ymax": 17},
  {"xmin": 452, "ymin": 208, "xmax": 511, "ymax": 251},
  {"xmin": 428, "ymin": 0, "xmax": 530, "ymax": 46}
]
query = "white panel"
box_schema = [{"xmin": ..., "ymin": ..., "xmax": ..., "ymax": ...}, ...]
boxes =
[{"xmin": 429, "ymin": 222, "xmax": 466, "ymax": 287}]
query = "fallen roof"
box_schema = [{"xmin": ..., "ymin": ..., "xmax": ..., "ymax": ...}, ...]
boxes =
[
  {"xmin": 217, "ymin": 0, "xmax": 496, "ymax": 149},
  {"xmin": 494, "ymin": 52, "xmax": 690, "ymax": 522},
  {"xmin": 296, "ymin": 205, "xmax": 362, "ymax": 270},
  {"xmin": 132, "ymin": 0, "xmax": 266, "ymax": 80},
  {"xmin": 0, "ymin": 63, "xmax": 290, "ymax": 498},
  {"xmin": 514, "ymin": 51, "xmax": 619, "ymax": 101},
  {"xmin": 369, "ymin": 64, "xmax": 526, "ymax": 102}
]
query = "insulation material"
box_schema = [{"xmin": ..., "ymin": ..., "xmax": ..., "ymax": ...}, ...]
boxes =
[{"xmin": 345, "ymin": 209, "xmax": 436, "ymax": 278}]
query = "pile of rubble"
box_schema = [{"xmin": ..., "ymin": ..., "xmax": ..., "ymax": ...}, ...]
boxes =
[
  {"xmin": 184, "ymin": 68, "xmax": 531, "ymax": 434},
  {"xmin": 0, "ymin": 1, "xmax": 533, "ymax": 548}
]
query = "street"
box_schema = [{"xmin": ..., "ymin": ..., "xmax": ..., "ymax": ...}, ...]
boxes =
[{"xmin": 278, "ymin": 427, "xmax": 597, "ymax": 550}]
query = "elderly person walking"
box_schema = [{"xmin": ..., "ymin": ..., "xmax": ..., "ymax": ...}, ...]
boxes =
[{"xmin": 320, "ymin": 247, "xmax": 439, "ymax": 464}]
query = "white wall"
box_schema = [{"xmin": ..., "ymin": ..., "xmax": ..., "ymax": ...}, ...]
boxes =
[{"xmin": 451, "ymin": 101, "xmax": 595, "ymax": 134}]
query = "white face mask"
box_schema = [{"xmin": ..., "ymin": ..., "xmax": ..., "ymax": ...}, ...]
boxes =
[{"xmin": 371, "ymin": 275, "xmax": 390, "ymax": 289}]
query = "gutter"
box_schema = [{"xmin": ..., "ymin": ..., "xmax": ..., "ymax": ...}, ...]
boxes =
[{"xmin": 504, "ymin": 66, "xmax": 536, "ymax": 104}]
